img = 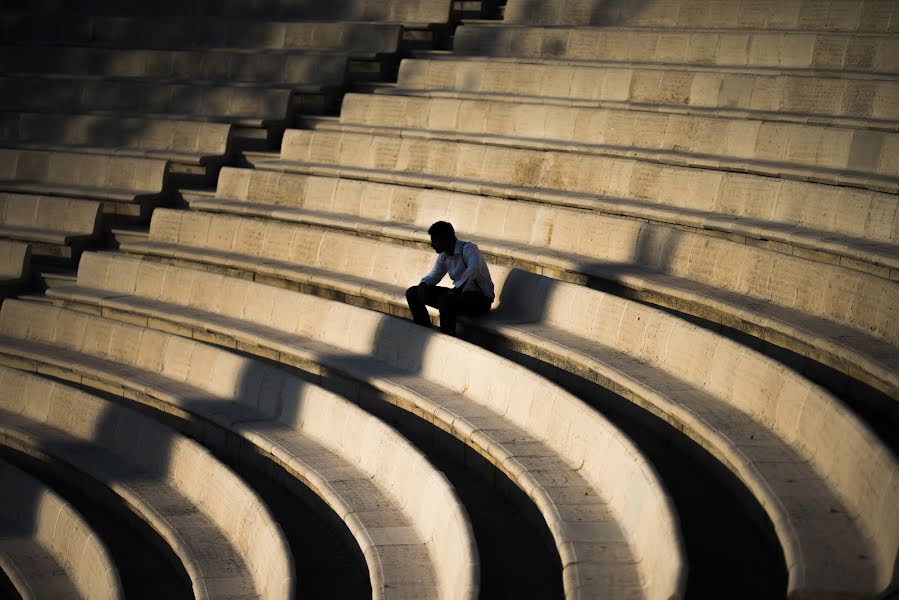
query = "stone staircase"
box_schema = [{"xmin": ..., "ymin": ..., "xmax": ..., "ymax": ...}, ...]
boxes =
[{"xmin": 0, "ymin": 1, "xmax": 896, "ymax": 599}]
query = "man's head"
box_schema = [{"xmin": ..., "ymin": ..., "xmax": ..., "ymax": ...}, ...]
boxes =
[{"xmin": 428, "ymin": 221, "xmax": 456, "ymax": 254}]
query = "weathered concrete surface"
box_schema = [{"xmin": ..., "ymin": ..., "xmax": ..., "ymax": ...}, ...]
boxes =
[
  {"xmin": 0, "ymin": 300, "xmax": 478, "ymax": 600},
  {"xmin": 0, "ymin": 361, "xmax": 294, "ymax": 600},
  {"xmin": 0, "ymin": 454, "xmax": 123, "ymax": 600},
  {"xmin": 45, "ymin": 252, "xmax": 689, "ymax": 600}
]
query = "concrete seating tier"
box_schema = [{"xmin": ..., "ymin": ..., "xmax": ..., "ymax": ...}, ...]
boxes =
[
  {"xmin": 502, "ymin": 0, "xmax": 899, "ymax": 32},
  {"xmin": 5, "ymin": 0, "xmax": 454, "ymax": 25},
  {"xmin": 0, "ymin": 149, "xmax": 168, "ymax": 221},
  {"xmin": 0, "ymin": 193, "xmax": 100, "ymax": 261},
  {"xmin": 333, "ymin": 93, "xmax": 899, "ymax": 189},
  {"xmin": 0, "ymin": 302, "xmax": 477, "ymax": 600},
  {"xmin": 0, "ymin": 16, "xmax": 402, "ymax": 57},
  {"xmin": 390, "ymin": 59, "xmax": 899, "ymax": 129},
  {"xmin": 0, "ymin": 77, "xmax": 293, "ymax": 128},
  {"xmin": 0, "ymin": 113, "xmax": 231, "ymax": 170},
  {"xmin": 0, "ymin": 46, "xmax": 348, "ymax": 89},
  {"xmin": 0, "ymin": 361, "xmax": 293, "ymax": 599},
  {"xmin": 122, "ymin": 205, "xmax": 899, "ymax": 404},
  {"xmin": 0, "ymin": 456, "xmax": 123, "ymax": 600},
  {"xmin": 258, "ymin": 130, "xmax": 899, "ymax": 275},
  {"xmin": 480, "ymin": 270, "xmax": 899, "ymax": 598},
  {"xmin": 46, "ymin": 253, "xmax": 688, "ymax": 600},
  {"xmin": 0, "ymin": 240, "xmax": 30, "ymax": 295},
  {"xmin": 53, "ymin": 251, "xmax": 899, "ymax": 599},
  {"xmin": 454, "ymin": 24, "xmax": 899, "ymax": 75}
]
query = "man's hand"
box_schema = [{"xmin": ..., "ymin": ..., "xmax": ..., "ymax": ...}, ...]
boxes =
[{"xmin": 414, "ymin": 282, "xmax": 432, "ymax": 303}]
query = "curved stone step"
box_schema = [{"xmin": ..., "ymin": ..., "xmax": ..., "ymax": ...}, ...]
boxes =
[
  {"xmin": 263, "ymin": 130, "xmax": 899, "ymax": 269},
  {"xmin": 40, "ymin": 255, "xmax": 689, "ymax": 599},
  {"xmin": 0, "ymin": 113, "xmax": 232, "ymax": 169},
  {"xmin": 0, "ymin": 301, "xmax": 478, "ymax": 600},
  {"xmin": 0, "ymin": 456, "xmax": 123, "ymax": 600},
  {"xmin": 0, "ymin": 365, "xmax": 293, "ymax": 600},
  {"xmin": 477, "ymin": 269, "xmax": 899, "ymax": 598},
  {"xmin": 333, "ymin": 93, "xmax": 899, "ymax": 190},
  {"xmin": 169, "ymin": 180, "xmax": 899, "ymax": 399},
  {"xmin": 0, "ymin": 46, "xmax": 348, "ymax": 87},
  {"xmin": 0, "ymin": 76, "xmax": 293, "ymax": 128},
  {"xmin": 390, "ymin": 58, "xmax": 899, "ymax": 130},
  {"xmin": 202, "ymin": 164, "xmax": 899, "ymax": 284},
  {"xmin": 501, "ymin": 0, "xmax": 899, "ymax": 32},
  {"xmin": 0, "ymin": 239, "xmax": 31, "ymax": 290},
  {"xmin": 0, "ymin": 148, "xmax": 167, "ymax": 221},
  {"xmin": 56, "ymin": 247, "xmax": 899, "ymax": 596},
  {"xmin": 453, "ymin": 24, "xmax": 899, "ymax": 75},
  {"xmin": 28, "ymin": 0, "xmax": 455, "ymax": 25},
  {"xmin": 0, "ymin": 15, "xmax": 402, "ymax": 56},
  {"xmin": 0, "ymin": 193, "xmax": 100, "ymax": 260}
]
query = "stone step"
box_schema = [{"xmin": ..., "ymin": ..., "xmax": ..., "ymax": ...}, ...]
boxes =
[
  {"xmin": 35, "ymin": 268, "xmax": 76, "ymax": 291},
  {"xmin": 0, "ymin": 363, "xmax": 294, "ymax": 600},
  {"xmin": 0, "ymin": 76, "xmax": 296, "ymax": 129},
  {"xmin": 109, "ymin": 226, "xmax": 149, "ymax": 248},
  {"xmin": 0, "ymin": 457, "xmax": 123, "ymax": 600},
  {"xmin": 140, "ymin": 202, "xmax": 899, "ymax": 406},
  {"xmin": 0, "ymin": 15, "xmax": 403, "ymax": 55},
  {"xmin": 2, "ymin": 0, "xmax": 457, "ymax": 25},
  {"xmin": 55, "ymin": 249, "xmax": 899, "ymax": 599},
  {"xmin": 453, "ymin": 24, "xmax": 899, "ymax": 75},
  {"xmin": 258, "ymin": 129, "xmax": 899, "ymax": 276},
  {"xmin": 0, "ymin": 301, "xmax": 480, "ymax": 599},
  {"xmin": 298, "ymin": 115, "xmax": 341, "ymax": 130},
  {"xmin": 333, "ymin": 92, "xmax": 899, "ymax": 190},
  {"xmin": 501, "ymin": 0, "xmax": 899, "ymax": 33},
  {"xmin": 0, "ymin": 113, "xmax": 232, "ymax": 171},
  {"xmin": 0, "ymin": 45, "xmax": 350, "ymax": 88},
  {"xmin": 390, "ymin": 58, "xmax": 899, "ymax": 130},
  {"xmin": 45, "ymin": 252, "xmax": 689, "ymax": 600},
  {"xmin": 0, "ymin": 444, "xmax": 194, "ymax": 598}
]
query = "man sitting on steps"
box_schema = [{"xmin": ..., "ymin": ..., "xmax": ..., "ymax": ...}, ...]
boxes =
[{"xmin": 406, "ymin": 221, "xmax": 495, "ymax": 336}]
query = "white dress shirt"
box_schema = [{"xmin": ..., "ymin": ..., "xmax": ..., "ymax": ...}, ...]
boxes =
[{"xmin": 420, "ymin": 239, "xmax": 495, "ymax": 300}]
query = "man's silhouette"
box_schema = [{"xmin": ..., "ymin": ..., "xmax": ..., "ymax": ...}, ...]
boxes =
[{"xmin": 406, "ymin": 221, "xmax": 494, "ymax": 336}]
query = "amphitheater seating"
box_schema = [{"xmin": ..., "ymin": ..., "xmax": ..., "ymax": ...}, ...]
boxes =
[
  {"xmin": 0, "ymin": 16, "xmax": 402, "ymax": 57},
  {"xmin": 501, "ymin": 0, "xmax": 899, "ymax": 32},
  {"xmin": 453, "ymin": 24, "xmax": 899, "ymax": 74},
  {"xmin": 388, "ymin": 59, "xmax": 899, "ymax": 129},
  {"xmin": 259, "ymin": 130, "xmax": 899, "ymax": 264},
  {"xmin": 49, "ymin": 250, "xmax": 899, "ymax": 598},
  {"xmin": 40, "ymin": 254, "xmax": 688, "ymax": 599},
  {"xmin": 0, "ymin": 148, "xmax": 167, "ymax": 221},
  {"xmin": 0, "ymin": 114, "xmax": 232, "ymax": 172},
  {"xmin": 0, "ymin": 77, "xmax": 293, "ymax": 128},
  {"xmin": 0, "ymin": 456, "xmax": 123, "ymax": 600},
  {"xmin": 0, "ymin": 240, "xmax": 31, "ymax": 294},
  {"xmin": 0, "ymin": 0, "xmax": 895, "ymax": 595},
  {"xmin": 121, "ymin": 203, "xmax": 899, "ymax": 403},
  {"xmin": 4, "ymin": 0, "xmax": 455, "ymax": 25},
  {"xmin": 0, "ymin": 300, "xmax": 478, "ymax": 599},
  {"xmin": 0, "ymin": 363, "xmax": 293, "ymax": 599},
  {"xmin": 0, "ymin": 193, "xmax": 100, "ymax": 262},
  {"xmin": 331, "ymin": 93, "xmax": 899, "ymax": 190},
  {"xmin": 453, "ymin": 24, "xmax": 899, "ymax": 73},
  {"xmin": 0, "ymin": 46, "xmax": 349, "ymax": 89}
]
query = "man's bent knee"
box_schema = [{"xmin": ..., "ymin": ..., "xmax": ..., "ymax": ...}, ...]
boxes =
[
  {"xmin": 437, "ymin": 294, "xmax": 458, "ymax": 312},
  {"xmin": 406, "ymin": 285, "xmax": 424, "ymax": 303}
]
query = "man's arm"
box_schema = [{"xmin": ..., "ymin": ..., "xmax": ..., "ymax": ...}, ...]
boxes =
[
  {"xmin": 457, "ymin": 243, "xmax": 485, "ymax": 292},
  {"xmin": 420, "ymin": 254, "xmax": 447, "ymax": 286}
]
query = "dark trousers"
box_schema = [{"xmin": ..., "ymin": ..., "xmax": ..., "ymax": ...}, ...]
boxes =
[{"xmin": 405, "ymin": 284, "xmax": 492, "ymax": 336}]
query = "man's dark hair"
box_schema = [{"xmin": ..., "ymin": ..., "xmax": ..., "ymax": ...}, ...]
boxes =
[{"xmin": 428, "ymin": 221, "xmax": 455, "ymax": 238}]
